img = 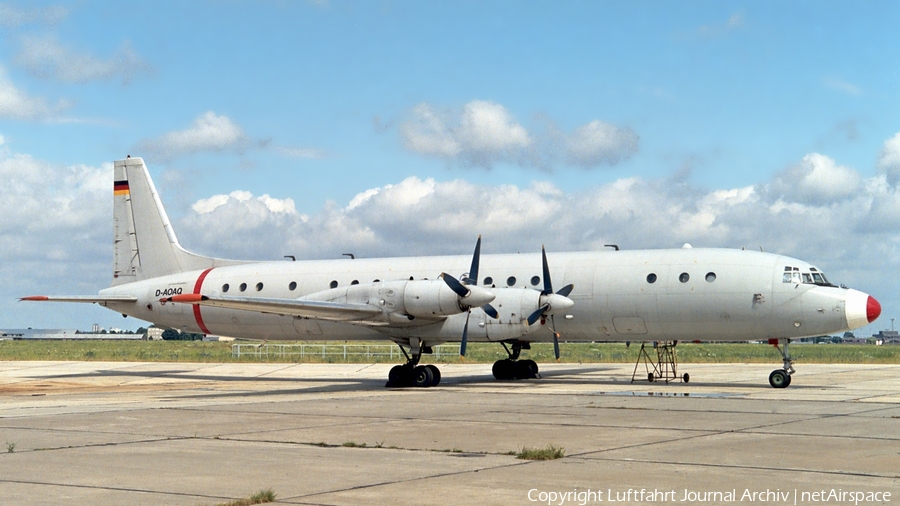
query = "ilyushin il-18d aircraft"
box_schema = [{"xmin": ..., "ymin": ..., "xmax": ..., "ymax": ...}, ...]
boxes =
[{"xmin": 24, "ymin": 157, "xmax": 881, "ymax": 389}]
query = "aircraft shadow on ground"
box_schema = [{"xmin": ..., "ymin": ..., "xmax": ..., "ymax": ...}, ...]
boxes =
[{"xmin": 31, "ymin": 365, "xmax": 811, "ymax": 394}]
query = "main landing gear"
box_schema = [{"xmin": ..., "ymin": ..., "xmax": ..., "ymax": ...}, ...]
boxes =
[
  {"xmin": 492, "ymin": 341, "xmax": 539, "ymax": 380},
  {"xmin": 768, "ymin": 338, "xmax": 794, "ymax": 388},
  {"xmin": 386, "ymin": 340, "xmax": 441, "ymax": 388}
]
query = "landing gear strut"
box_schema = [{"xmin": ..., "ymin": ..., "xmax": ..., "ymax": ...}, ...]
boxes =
[
  {"xmin": 386, "ymin": 339, "xmax": 441, "ymax": 388},
  {"xmin": 492, "ymin": 341, "xmax": 539, "ymax": 380},
  {"xmin": 768, "ymin": 338, "xmax": 794, "ymax": 388}
]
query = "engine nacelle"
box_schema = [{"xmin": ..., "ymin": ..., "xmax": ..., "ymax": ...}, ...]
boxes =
[{"xmin": 400, "ymin": 280, "xmax": 467, "ymax": 317}]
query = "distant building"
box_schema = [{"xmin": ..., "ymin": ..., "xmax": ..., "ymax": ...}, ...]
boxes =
[
  {"xmin": 0, "ymin": 329, "xmax": 141, "ymax": 340},
  {"xmin": 873, "ymin": 330, "xmax": 900, "ymax": 346},
  {"xmin": 1, "ymin": 329, "xmax": 79, "ymax": 340}
]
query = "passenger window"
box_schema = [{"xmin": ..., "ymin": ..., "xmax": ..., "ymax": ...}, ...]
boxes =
[
  {"xmin": 256, "ymin": 282, "xmax": 264, "ymax": 292},
  {"xmin": 351, "ymin": 280, "xmax": 359, "ymax": 285},
  {"xmin": 330, "ymin": 280, "xmax": 338, "ymax": 289},
  {"xmin": 679, "ymin": 273, "xmax": 690, "ymax": 283},
  {"xmin": 222, "ymin": 283, "xmax": 230, "ymax": 292},
  {"xmin": 289, "ymin": 281, "xmax": 297, "ymax": 291},
  {"xmin": 507, "ymin": 276, "xmax": 517, "ymax": 286},
  {"xmin": 483, "ymin": 276, "xmax": 493, "ymax": 285},
  {"xmin": 239, "ymin": 283, "xmax": 247, "ymax": 292},
  {"xmin": 646, "ymin": 273, "xmax": 657, "ymax": 284},
  {"xmin": 531, "ymin": 276, "xmax": 540, "ymax": 286},
  {"xmin": 705, "ymin": 272, "xmax": 716, "ymax": 282}
]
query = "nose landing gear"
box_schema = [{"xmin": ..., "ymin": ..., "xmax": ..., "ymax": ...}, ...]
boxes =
[{"xmin": 768, "ymin": 338, "xmax": 794, "ymax": 388}]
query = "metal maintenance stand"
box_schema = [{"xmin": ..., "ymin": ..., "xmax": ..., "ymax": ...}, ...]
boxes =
[{"xmin": 631, "ymin": 341, "xmax": 689, "ymax": 384}]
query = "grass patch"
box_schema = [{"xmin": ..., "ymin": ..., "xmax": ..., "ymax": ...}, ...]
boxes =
[
  {"xmin": 215, "ymin": 489, "xmax": 275, "ymax": 506},
  {"xmin": 6, "ymin": 441, "xmax": 16, "ymax": 453},
  {"xmin": 516, "ymin": 444, "xmax": 565, "ymax": 460},
  {"xmin": 1, "ymin": 340, "xmax": 899, "ymax": 364},
  {"xmin": 341, "ymin": 441, "xmax": 367, "ymax": 448}
]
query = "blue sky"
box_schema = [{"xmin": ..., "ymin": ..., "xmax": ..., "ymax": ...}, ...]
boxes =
[{"xmin": 1, "ymin": 0, "xmax": 898, "ymax": 336}]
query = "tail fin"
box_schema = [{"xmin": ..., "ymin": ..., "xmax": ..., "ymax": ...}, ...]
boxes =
[{"xmin": 112, "ymin": 156, "xmax": 240, "ymax": 285}]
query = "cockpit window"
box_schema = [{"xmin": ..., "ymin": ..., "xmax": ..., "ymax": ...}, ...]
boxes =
[{"xmin": 782, "ymin": 266, "xmax": 834, "ymax": 286}]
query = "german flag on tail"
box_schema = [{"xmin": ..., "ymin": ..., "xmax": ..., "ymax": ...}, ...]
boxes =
[{"xmin": 113, "ymin": 180, "xmax": 130, "ymax": 196}]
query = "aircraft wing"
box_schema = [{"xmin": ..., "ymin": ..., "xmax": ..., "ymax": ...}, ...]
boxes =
[
  {"xmin": 20, "ymin": 295, "xmax": 139, "ymax": 303},
  {"xmin": 164, "ymin": 294, "xmax": 382, "ymax": 322}
]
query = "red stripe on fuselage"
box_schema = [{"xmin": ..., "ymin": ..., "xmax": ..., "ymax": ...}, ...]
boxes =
[{"xmin": 192, "ymin": 268, "xmax": 214, "ymax": 334}]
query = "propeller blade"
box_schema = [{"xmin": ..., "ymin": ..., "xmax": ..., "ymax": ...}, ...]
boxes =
[
  {"xmin": 526, "ymin": 304, "xmax": 549, "ymax": 326},
  {"xmin": 551, "ymin": 315, "xmax": 560, "ymax": 360},
  {"xmin": 556, "ymin": 284, "xmax": 574, "ymax": 298},
  {"xmin": 465, "ymin": 235, "xmax": 482, "ymax": 285},
  {"xmin": 541, "ymin": 245, "xmax": 553, "ymax": 295},
  {"xmin": 460, "ymin": 310, "xmax": 470, "ymax": 356},
  {"xmin": 482, "ymin": 303, "xmax": 499, "ymax": 319},
  {"xmin": 441, "ymin": 272, "xmax": 469, "ymax": 298}
]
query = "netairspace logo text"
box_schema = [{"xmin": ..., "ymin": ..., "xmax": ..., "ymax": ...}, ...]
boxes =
[{"xmin": 527, "ymin": 488, "xmax": 892, "ymax": 505}]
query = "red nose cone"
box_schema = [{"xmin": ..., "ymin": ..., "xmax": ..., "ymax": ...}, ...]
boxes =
[{"xmin": 867, "ymin": 296, "xmax": 881, "ymax": 323}]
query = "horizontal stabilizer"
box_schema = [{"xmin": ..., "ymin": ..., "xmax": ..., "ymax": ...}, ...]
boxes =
[
  {"xmin": 164, "ymin": 294, "xmax": 382, "ymax": 321},
  {"xmin": 21, "ymin": 295, "xmax": 138, "ymax": 303}
]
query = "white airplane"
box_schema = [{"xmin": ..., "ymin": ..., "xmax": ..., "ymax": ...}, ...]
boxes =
[{"xmin": 23, "ymin": 157, "xmax": 881, "ymax": 388}]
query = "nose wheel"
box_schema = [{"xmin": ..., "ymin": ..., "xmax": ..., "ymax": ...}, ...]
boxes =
[{"xmin": 768, "ymin": 369, "xmax": 791, "ymax": 388}]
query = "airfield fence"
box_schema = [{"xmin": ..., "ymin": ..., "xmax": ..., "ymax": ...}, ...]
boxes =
[{"xmin": 231, "ymin": 343, "xmax": 461, "ymax": 361}]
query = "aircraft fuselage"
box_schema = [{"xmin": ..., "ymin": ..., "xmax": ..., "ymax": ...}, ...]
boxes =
[{"xmin": 98, "ymin": 247, "xmax": 871, "ymax": 346}]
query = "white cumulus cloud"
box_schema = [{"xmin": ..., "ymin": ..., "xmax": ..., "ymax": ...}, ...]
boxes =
[
  {"xmin": 14, "ymin": 36, "xmax": 152, "ymax": 84},
  {"xmin": 0, "ymin": 65, "xmax": 70, "ymax": 120},
  {"xmin": 0, "ymin": 151, "xmax": 111, "ymax": 266},
  {"xmin": 135, "ymin": 111, "xmax": 253, "ymax": 160},
  {"xmin": 878, "ymin": 131, "xmax": 900, "ymax": 186},
  {"xmin": 566, "ymin": 120, "xmax": 639, "ymax": 167},
  {"xmin": 135, "ymin": 111, "xmax": 327, "ymax": 162},
  {"xmin": 769, "ymin": 153, "xmax": 861, "ymax": 204},
  {"xmin": 399, "ymin": 100, "xmax": 638, "ymax": 170}
]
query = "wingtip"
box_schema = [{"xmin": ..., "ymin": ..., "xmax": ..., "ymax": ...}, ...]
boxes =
[{"xmin": 20, "ymin": 296, "xmax": 49, "ymax": 301}]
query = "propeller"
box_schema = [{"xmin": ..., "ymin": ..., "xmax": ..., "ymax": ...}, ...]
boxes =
[
  {"xmin": 441, "ymin": 235, "xmax": 498, "ymax": 357},
  {"xmin": 524, "ymin": 245, "xmax": 575, "ymax": 360}
]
